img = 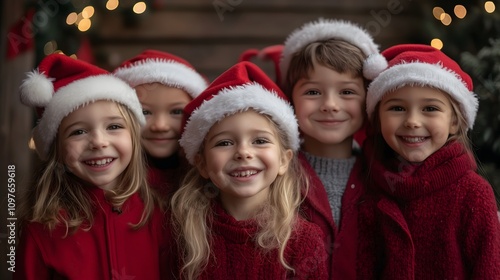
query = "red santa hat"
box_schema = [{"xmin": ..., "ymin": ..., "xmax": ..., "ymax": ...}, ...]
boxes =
[
  {"xmin": 19, "ymin": 53, "xmax": 145, "ymax": 160},
  {"xmin": 239, "ymin": 45, "xmax": 285, "ymax": 85},
  {"xmin": 180, "ymin": 61, "xmax": 299, "ymax": 165},
  {"xmin": 113, "ymin": 49, "xmax": 208, "ymax": 98},
  {"xmin": 366, "ymin": 44, "xmax": 478, "ymax": 130},
  {"xmin": 280, "ymin": 18, "xmax": 388, "ymax": 83}
]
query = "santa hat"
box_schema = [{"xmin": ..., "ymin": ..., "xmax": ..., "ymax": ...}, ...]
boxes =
[
  {"xmin": 280, "ymin": 18, "xmax": 388, "ymax": 83},
  {"xmin": 180, "ymin": 61, "xmax": 299, "ymax": 165},
  {"xmin": 113, "ymin": 49, "xmax": 208, "ymax": 98},
  {"xmin": 366, "ymin": 44, "xmax": 478, "ymax": 130},
  {"xmin": 239, "ymin": 45, "xmax": 285, "ymax": 85},
  {"xmin": 19, "ymin": 53, "xmax": 145, "ymax": 160}
]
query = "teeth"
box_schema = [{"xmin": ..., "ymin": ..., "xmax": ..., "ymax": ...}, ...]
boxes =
[
  {"xmin": 230, "ymin": 170, "xmax": 258, "ymax": 177},
  {"xmin": 402, "ymin": 137, "xmax": 426, "ymax": 143},
  {"xmin": 85, "ymin": 158, "xmax": 113, "ymax": 166}
]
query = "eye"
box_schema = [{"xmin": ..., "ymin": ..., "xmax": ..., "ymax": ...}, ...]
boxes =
[
  {"xmin": 388, "ymin": 106, "xmax": 405, "ymax": 112},
  {"xmin": 171, "ymin": 108, "xmax": 184, "ymax": 115},
  {"xmin": 215, "ymin": 140, "xmax": 232, "ymax": 147},
  {"xmin": 423, "ymin": 106, "xmax": 439, "ymax": 112},
  {"xmin": 305, "ymin": 90, "xmax": 321, "ymax": 96},
  {"xmin": 340, "ymin": 89, "xmax": 355, "ymax": 95},
  {"xmin": 254, "ymin": 138, "xmax": 271, "ymax": 145},
  {"xmin": 69, "ymin": 129, "xmax": 86, "ymax": 136},
  {"xmin": 142, "ymin": 109, "xmax": 152, "ymax": 116},
  {"xmin": 108, "ymin": 124, "xmax": 124, "ymax": 130}
]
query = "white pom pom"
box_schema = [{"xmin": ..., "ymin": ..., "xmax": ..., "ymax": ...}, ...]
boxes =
[
  {"xmin": 363, "ymin": 54, "xmax": 388, "ymax": 80},
  {"xmin": 19, "ymin": 70, "xmax": 54, "ymax": 107}
]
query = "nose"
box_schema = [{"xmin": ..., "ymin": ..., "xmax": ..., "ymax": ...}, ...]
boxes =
[
  {"xmin": 404, "ymin": 111, "xmax": 422, "ymax": 128},
  {"xmin": 89, "ymin": 130, "xmax": 109, "ymax": 150},
  {"xmin": 150, "ymin": 114, "xmax": 171, "ymax": 132},
  {"xmin": 320, "ymin": 94, "xmax": 341, "ymax": 112},
  {"xmin": 234, "ymin": 143, "xmax": 253, "ymax": 160}
]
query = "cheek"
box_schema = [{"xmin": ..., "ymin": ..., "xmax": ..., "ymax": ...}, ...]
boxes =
[{"xmin": 60, "ymin": 144, "xmax": 81, "ymax": 167}]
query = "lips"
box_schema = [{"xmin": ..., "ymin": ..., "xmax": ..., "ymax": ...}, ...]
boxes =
[
  {"xmin": 400, "ymin": 136, "xmax": 427, "ymax": 143},
  {"xmin": 84, "ymin": 158, "xmax": 113, "ymax": 167}
]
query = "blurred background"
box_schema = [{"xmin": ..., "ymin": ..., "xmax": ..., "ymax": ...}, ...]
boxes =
[{"xmin": 1, "ymin": 0, "xmax": 499, "ymax": 278}]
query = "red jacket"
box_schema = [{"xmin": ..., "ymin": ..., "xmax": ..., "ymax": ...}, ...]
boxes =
[
  {"xmin": 169, "ymin": 201, "xmax": 328, "ymax": 279},
  {"xmin": 14, "ymin": 187, "xmax": 169, "ymax": 280},
  {"xmin": 298, "ymin": 152, "xmax": 365, "ymax": 279},
  {"xmin": 357, "ymin": 141, "xmax": 500, "ymax": 279}
]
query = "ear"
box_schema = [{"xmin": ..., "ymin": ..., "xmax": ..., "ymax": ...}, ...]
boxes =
[
  {"xmin": 449, "ymin": 115, "xmax": 459, "ymax": 135},
  {"xmin": 194, "ymin": 153, "xmax": 210, "ymax": 179},
  {"xmin": 278, "ymin": 149, "xmax": 293, "ymax": 176}
]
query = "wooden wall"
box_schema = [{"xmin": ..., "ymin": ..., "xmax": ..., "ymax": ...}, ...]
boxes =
[{"xmin": 93, "ymin": 0, "xmax": 423, "ymax": 81}]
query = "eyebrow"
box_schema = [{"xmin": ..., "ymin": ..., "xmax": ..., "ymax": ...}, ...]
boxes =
[
  {"xmin": 207, "ymin": 129, "xmax": 275, "ymax": 142},
  {"xmin": 296, "ymin": 79, "xmax": 361, "ymax": 88},
  {"xmin": 382, "ymin": 98, "xmax": 447, "ymax": 105}
]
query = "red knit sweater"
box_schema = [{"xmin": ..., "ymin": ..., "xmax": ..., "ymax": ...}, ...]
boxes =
[
  {"xmin": 299, "ymin": 152, "xmax": 365, "ymax": 279},
  {"xmin": 14, "ymin": 187, "xmax": 169, "ymax": 280},
  {"xmin": 169, "ymin": 201, "xmax": 328, "ymax": 279},
  {"xmin": 357, "ymin": 141, "xmax": 500, "ymax": 279}
]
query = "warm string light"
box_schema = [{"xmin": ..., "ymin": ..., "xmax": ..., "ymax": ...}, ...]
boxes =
[
  {"xmin": 485, "ymin": 1, "xmax": 496, "ymax": 13},
  {"xmin": 66, "ymin": 6, "xmax": 94, "ymax": 32}
]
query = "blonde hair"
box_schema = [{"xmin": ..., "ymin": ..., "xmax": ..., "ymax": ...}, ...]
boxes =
[
  {"xmin": 283, "ymin": 39, "xmax": 367, "ymax": 98},
  {"xmin": 369, "ymin": 87, "xmax": 474, "ymax": 162},
  {"xmin": 18, "ymin": 102, "xmax": 156, "ymax": 236},
  {"xmin": 170, "ymin": 111, "xmax": 308, "ymax": 280}
]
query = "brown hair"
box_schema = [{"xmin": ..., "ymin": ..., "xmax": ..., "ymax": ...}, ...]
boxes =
[{"xmin": 283, "ymin": 39, "xmax": 367, "ymax": 98}]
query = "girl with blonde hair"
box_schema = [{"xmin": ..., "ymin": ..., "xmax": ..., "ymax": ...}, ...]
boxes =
[
  {"xmin": 170, "ymin": 61, "xmax": 327, "ymax": 279},
  {"xmin": 15, "ymin": 54, "xmax": 168, "ymax": 280}
]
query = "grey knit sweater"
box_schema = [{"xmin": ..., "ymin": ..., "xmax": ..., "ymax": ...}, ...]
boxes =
[{"xmin": 303, "ymin": 152, "xmax": 356, "ymax": 225}]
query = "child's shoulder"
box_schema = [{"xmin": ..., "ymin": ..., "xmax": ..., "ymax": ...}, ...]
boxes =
[
  {"xmin": 456, "ymin": 170, "xmax": 496, "ymax": 205},
  {"xmin": 293, "ymin": 216, "xmax": 325, "ymax": 241}
]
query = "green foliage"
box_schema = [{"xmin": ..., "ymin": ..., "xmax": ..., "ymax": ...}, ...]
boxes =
[
  {"xmin": 461, "ymin": 39, "xmax": 500, "ymax": 202},
  {"xmin": 420, "ymin": 1, "xmax": 500, "ymax": 201}
]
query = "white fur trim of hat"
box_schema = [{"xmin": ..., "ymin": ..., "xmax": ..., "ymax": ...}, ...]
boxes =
[
  {"xmin": 114, "ymin": 58, "xmax": 208, "ymax": 98},
  {"xmin": 280, "ymin": 18, "xmax": 388, "ymax": 82}
]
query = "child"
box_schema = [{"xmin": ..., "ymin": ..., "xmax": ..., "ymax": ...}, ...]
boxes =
[
  {"xmin": 114, "ymin": 50, "xmax": 208, "ymax": 200},
  {"xmin": 15, "ymin": 54, "xmax": 168, "ymax": 279},
  {"xmin": 358, "ymin": 44, "xmax": 500, "ymax": 279},
  {"xmin": 278, "ymin": 18, "xmax": 387, "ymax": 279},
  {"xmin": 170, "ymin": 61, "xmax": 327, "ymax": 279}
]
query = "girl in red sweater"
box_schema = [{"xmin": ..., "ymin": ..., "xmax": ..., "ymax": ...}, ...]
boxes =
[
  {"xmin": 114, "ymin": 50, "xmax": 208, "ymax": 201},
  {"xmin": 358, "ymin": 44, "xmax": 500, "ymax": 279},
  {"xmin": 15, "ymin": 54, "xmax": 168, "ymax": 280},
  {"xmin": 170, "ymin": 61, "xmax": 327, "ymax": 279}
]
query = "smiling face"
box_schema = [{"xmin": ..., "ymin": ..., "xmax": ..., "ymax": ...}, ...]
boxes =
[
  {"xmin": 378, "ymin": 86, "xmax": 458, "ymax": 163},
  {"xmin": 135, "ymin": 83, "xmax": 192, "ymax": 158},
  {"xmin": 292, "ymin": 63, "xmax": 366, "ymax": 158},
  {"xmin": 58, "ymin": 100, "xmax": 133, "ymax": 190},
  {"xmin": 196, "ymin": 110, "xmax": 292, "ymax": 213}
]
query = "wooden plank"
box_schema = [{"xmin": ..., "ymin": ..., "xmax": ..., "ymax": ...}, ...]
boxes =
[
  {"xmin": 151, "ymin": 0, "xmax": 408, "ymax": 10},
  {"xmin": 94, "ymin": 10, "xmax": 420, "ymax": 41}
]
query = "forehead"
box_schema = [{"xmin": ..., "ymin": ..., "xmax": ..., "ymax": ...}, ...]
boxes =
[
  {"xmin": 207, "ymin": 110, "xmax": 276, "ymax": 135},
  {"xmin": 135, "ymin": 83, "xmax": 191, "ymax": 102},
  {"xmin": 383, "ymin": 86, "xmax": 452, "ymax": 104}
]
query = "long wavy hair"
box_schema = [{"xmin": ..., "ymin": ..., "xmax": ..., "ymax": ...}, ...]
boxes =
[
  {"xmin": 18, "ymin": 102, "xmax": 156, "ymax": 236},
  {"xmin": 171, "ymin": 112, "xmax": 309, "ymax": 280}
]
